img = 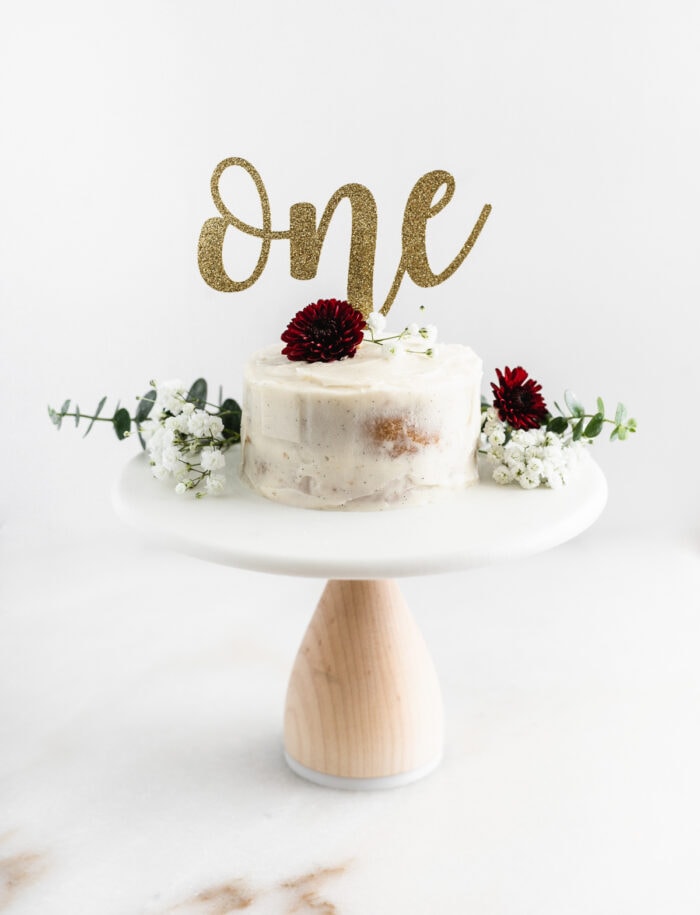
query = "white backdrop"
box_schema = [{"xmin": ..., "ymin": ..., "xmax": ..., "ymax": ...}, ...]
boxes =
[
  {"xmin": 2, "ymin": 4, "xmax": 700, "ymax": 913},
  {"xmin": 1, "ymin": 0, "xmax": 698, "ymax": 536}
]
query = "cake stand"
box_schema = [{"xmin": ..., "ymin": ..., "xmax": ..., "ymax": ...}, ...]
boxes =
[{"xmin": 113, "ymin": 453, "xmax": 607, "ymax": 790}]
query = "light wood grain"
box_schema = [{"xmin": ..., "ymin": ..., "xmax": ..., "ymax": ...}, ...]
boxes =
[{"xmin": 284, "ymin": 579, "xmax": 443, "ymax": 779}]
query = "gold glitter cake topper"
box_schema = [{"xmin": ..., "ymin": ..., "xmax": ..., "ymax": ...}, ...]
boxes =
[{"xmin": 198, "ymin": 157, "xmax": 491, "ymax": 317}]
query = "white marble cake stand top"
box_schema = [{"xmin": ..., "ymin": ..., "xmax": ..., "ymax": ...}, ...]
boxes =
[{"xmin": 113, "ymin": 452, "xmax": 607, "ymax": 579}]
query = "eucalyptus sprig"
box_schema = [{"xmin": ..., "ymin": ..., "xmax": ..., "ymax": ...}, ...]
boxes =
[
  {"xmin": 48, "ymin": 379, "xmax": 242, "ymax": 496},
  {"xmin": 546, "ymin": 391, "xmax": 637, "ymax": 443},
  {"xmin": 48, "ymin": 379, "xmax": 241, "ymax": 448},
  {"xmin": 48, "ymin": 389, "xmax": 156, "ymax": 445}
]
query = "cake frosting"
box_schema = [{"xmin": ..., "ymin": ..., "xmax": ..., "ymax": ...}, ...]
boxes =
[{"xmin": 240, "ymin": 340, "xmax": 482, "ymax": 510}]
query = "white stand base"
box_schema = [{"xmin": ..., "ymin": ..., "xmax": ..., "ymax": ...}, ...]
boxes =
[{"xmin": 284, "ymin": 750, "xmax": 443, "ymax": 791}]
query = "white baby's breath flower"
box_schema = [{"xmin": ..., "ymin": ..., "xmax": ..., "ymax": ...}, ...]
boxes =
[
  {"xmin": 187, "ymin": 410, "xmax": 213, "ymax": 438},
  {"xmin": 145, "ymin": 424, "xmax": 164, "ymax": 449},
  {"xmin": 175, "ymin": 482, "xmax": 187, "ymax": 495},
  {"xmin": 504, "ymin": 444, "xmax": 525, "ymax": 467},
  {"xmin": 544, "ymin": 466, "xmax": 565, "ymax": 489},
  {"xmin": 488, "ymin": 426, "xmax": 506, "ymax": 446},
  {"xmin": 366, "ymin": 312, "xmax": 386, "ymax": 334},
  {"xmin": 164, "ymin": 414, "xmax": 190, "ymax": 434},
  {"xmin": 156, "ymin": 380, "xmax": 186, "ymax": 416},
  {"xmin": 382, "ymin": 339, "xmax": 405, "ymax": 359},
  {"xmin": 516, "ymin": 429, "xmax": 540, "ymax": 447},
  {"xmin": 406, "ymin": 322, "xmax": 420, "ymax": 337},
  {"xmin": 489, "ymin": 444, "xmax": 505, "ymax": 462},
  {"xmin": 205, "ymin": 474, "xmax": 225, "ymax": 495},
  {"xmin": 419, "ymin": 324, "xmax": 438, "ymax": 344},
  {"xmin": 544, "ymin": 430, "xmax": 564, "ymax": 447},
  {"xmin": 492, "ymin": 464, "xmax": 514, "ymax": 485},
  {"xmin": 542, "ymin": 441, "xmax": 564, "ymax": 460},
  {"xmin": 161, "ymin": 445, "xmax": 181, "ymax": 472},
  {"xmin": 200, "ymin": 447, "xmax": 226, "ymax": 472},
  {"xmin": 208, "ymin": 415, "xmax": 224, "ymax": 439},
  {"xmin": 139, "ymin": 418, "xmax": 158, "ymax": 441},
  {"xmin": 519, "ymin": 469, "xmax": 542, "ymax": 489}
]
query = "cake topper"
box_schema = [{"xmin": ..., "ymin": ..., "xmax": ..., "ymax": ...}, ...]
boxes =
[{"xmin": 197, "ymin": 157, "xmax": 491, "ymax": 317}]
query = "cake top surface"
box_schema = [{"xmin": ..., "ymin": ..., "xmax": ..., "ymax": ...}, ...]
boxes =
[{"xmin": 246, "ymin": 341, "xmax": 481, "ymax": 392}]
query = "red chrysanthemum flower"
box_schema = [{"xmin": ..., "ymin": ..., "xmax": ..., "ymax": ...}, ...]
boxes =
[
  {"xmin": 491, "ymin": 366, "xmax": 549, "ymax": 430},
  {"xmin": 281, "ymin": 299, "xmax": 366, "ymax": 363}
]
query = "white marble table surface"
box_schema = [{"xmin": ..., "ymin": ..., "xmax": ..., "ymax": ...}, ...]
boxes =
[{"xmin": 2, "ymin": 508, "xmax": 700, "ymax": 914}]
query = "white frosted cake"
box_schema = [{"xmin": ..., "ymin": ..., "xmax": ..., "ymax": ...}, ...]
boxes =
[{"xmin": 240, "ymin": 340, "xmax": 482, "ymax": 510}]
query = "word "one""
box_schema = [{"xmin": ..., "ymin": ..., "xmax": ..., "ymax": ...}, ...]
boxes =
[{"xmin": 198, "ymin": 157, "xmax": 491, "ymax": 317}]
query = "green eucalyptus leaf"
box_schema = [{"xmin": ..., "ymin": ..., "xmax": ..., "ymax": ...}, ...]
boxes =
[
  {"xmin": 48, "ymin": 406, "xmax": 60, "ymax": 427},
  {"xmin": 617, "ymin": 426, "xmax": 628, "ymax": 441},
  {"xmin": 614, "ymin": 402, "xmax": 627, "ymax": 425},
  {"xmin": 628, "ymin": 418, "xmax": 637, "ymax": 433},
  {"xmin": 74, "ymin": 405, "xmax": 80, "ymax": 428},
  {"xmin": 219, "ymin": 398, "xmax": 242, "ymax": 438},
  {"xmin": 572, "ymin": 417, "xmax": 585, "ymax": 441},
  {"xmin": 84, "ymin": 396, "xmax": 107, "ymax": 438},
  {"xmin": 547, "ymin": 416, "xmax": 569, "ymax": 435},
  {"xmin": 187, "ymin": 378, "xmax": 208, "ymax": 409},
  {"xmin": 54, "ymin": 399, "xmax": 71, "ymax": 430},
  {"xmin": 584, "ymin": 413, "xmax": 604, "ymax": 438},
  {"xmin": 564, "ymin": 390, "xmax": 584, "ymax": 417},
  {"xmin": 610, "ymin": 426, "xmax": 619, "ymax": 442},
  {"xmin": 112, "ymin": 407, "xmax": 131, "ymax": 441},
  {"xmin": 553, "ymin": 401, "xmax": 564, "ymax": 416},
  {"xmin": 135, "ymin": 389, "xmax": 156, "ymax": 423},
  {"xmin": 135, "ymin": 390, "xmax": 156, "ymax": 451},
  {"xmin": 596, "ymin": 397, "xmax": 605, "ymax": 415}
]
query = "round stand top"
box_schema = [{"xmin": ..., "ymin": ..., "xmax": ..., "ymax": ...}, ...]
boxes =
[{"xmin": 113, "ymin": 451, "xmax": 607, "ymax": 579}]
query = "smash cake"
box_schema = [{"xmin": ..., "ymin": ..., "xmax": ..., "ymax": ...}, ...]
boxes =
[{"xmin": 240, "ymin": 299, "xmax": 482, "ymax": 510}]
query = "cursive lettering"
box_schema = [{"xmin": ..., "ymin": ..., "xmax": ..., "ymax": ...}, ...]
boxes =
[{"xmin": 198, "ymin": 158, "xmax": 491, "ymax": 316}]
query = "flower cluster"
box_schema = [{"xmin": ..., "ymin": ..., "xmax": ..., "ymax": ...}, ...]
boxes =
[
  {"xmin": 364, "ymin": 307, "xmax": 438, "ymax": 359},
  {"xmin": 481, "ymin": 406, "xmax": 581, "ymax": 489},
  {"xmin": 140, "ymin": 380, "xmax": 231, "ymax": 495},
  {"xmin": 48, "ymin": 378, "xmax": 241, "ymax": 496},
  {"xmin": 481, "ymin": 366, "xmax": 636, "ymax": 489}
]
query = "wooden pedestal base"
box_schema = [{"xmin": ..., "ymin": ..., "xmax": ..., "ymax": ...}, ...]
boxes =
[{"xmin": 284, "ymin": 579, "xmax": 443, "ymax": 787}]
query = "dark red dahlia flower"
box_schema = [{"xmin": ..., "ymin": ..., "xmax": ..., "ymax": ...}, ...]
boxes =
[
  {"xmin": 281, "ymin": 299, "xmax": 366, "ymax": 363},
  {"xmin": 491, "ymin": 366, "xmax": 548, "ymax": 430}
]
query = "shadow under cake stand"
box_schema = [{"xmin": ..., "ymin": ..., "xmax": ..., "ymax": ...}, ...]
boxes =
[{"xmin": 114, "ymin": 453, "xmax": 607, "ymax": 790}]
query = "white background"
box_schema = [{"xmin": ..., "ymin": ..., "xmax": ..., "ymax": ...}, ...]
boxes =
[
  {"xmin": 1, "ymin": 0, "xmax": 698, "ymax": 535},
  {"xmin": 1, "ymin": 2, "xmax": 700, "ymax": 913}
]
